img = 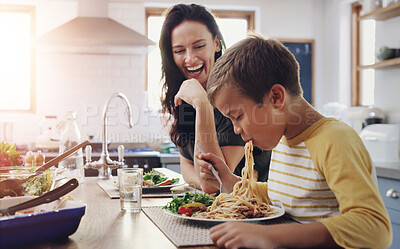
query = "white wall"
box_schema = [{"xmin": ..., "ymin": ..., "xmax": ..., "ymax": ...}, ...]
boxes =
[
  {"xmin": 2, "ymin": 0, "xmax": 390, "ymax": 149},
  {"xmin": 374, "ymin": 15, "xmax": 400, "ymax": 119},
  {"xmin": 0, "ymin": 0, "xmax": 169, "ymax": 148}
]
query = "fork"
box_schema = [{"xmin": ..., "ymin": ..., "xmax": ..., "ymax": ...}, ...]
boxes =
[{"xmin": 196, "ymin": 144, "xmax": 223, "ymax": 193}]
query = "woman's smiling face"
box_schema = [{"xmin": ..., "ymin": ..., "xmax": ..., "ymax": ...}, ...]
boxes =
[{"xmin": 171, "ymin": 20, "xmax": 221, "ymax": 88}]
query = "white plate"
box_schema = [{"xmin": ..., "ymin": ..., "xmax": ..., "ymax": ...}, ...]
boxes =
[
  {"xmin": 163, "ymin": 205, "xmax": 285, "ymax": 223},
  {"xmin": 143, "ymin": 182, "xmax": 185, "ymax": 189},
  {"xmin": 111, "ymin": 179, "xmax": 185, "ymax": 189}
]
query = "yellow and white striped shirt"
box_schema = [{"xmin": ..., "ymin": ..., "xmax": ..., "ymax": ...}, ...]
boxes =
[
  {"xmin": 256, "ymin": 118, "xmax": 392, "ymax": 248},
  {"xmin": 269, "ymin": 140, "xmax": 339, "ymax": 223}
]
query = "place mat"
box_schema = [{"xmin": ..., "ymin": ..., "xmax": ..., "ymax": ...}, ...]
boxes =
[
  {"xmin": 142, "ymin": 206, "xmax": 297, "ymax": 247},
  {"xmin": 97, "ymin": 180, "xmax": 197, "ymax": 199}
]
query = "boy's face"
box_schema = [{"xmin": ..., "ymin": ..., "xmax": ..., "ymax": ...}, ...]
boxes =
[{"xmin": 214, "ymin": 86, "xmax": 285, "ymax": 150}]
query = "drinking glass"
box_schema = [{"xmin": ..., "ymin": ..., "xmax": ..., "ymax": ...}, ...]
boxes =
[{"xmin": 117, "ymin": 168, "xmax": 143, "ymax": 213}]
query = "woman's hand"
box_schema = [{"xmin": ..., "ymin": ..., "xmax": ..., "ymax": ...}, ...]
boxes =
[
  {"xmin": 196, "ymin": 151, "xmax": 240, "ymax": 193},
  {"xmin": 210, "ymin": 222, "xmax": 278, "ymax": 249},
  {"xmin": 174, "ymin": 79, "xmax": 208, "ymax": 109}
]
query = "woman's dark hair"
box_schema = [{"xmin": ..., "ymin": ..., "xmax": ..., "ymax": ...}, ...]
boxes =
[{"xmin": 160, "ymin": 4, "xmax": 226, "ymax": 147}]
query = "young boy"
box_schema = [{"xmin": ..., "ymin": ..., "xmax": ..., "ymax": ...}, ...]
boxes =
[{"xmin": 196, "ymin": 35, "xmax": 392, "ymax": 249}]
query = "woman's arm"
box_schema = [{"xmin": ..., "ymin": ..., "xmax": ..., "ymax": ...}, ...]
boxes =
[
  {"xmin": 194, "ymin": 102, "xmax": 244, "ymax": 193},
  {"xmin": 180, "ymin": 155, "xmax": 202, "ymax": 189},
  {"xmin": 175, "ymin": 79, "xmax": 244, "ymax": 193}
]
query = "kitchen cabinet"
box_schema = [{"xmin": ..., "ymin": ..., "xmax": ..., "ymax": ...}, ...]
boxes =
[
  {"xmin": 377, "ymin": 176, "xmax": 400, "ymax": 249},
  {"xmin": 159, "ymin": 153, "xmax": 181, "ymax": 173},
  {"xmin": 358, "ymin": 2, "xmax": 400, "ymax": 70},
  {"xmin": 359, "ymin": 2, "xmax": 400, "ymax": 20}
]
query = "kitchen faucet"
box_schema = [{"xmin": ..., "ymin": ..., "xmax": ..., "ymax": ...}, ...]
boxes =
[{"xmin": 84, "ymin": 92, "xmax": 133, "ymax": 179}]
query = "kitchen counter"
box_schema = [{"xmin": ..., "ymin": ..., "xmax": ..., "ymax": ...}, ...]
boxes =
[
  {"xmin": 43, "ymin": 151, "xmax": 182, "ymax": 160},
  {"xmin": 16, "ymin": 175, "xmax": 215, "ymax": 249},
  {"xmin": 159, "ymin": 153, "xmax": 180, "ymax": 164},
  {"xmin": 13, "ymin": 168, "xmax": 297, "ymax": 249},
  {"xmin": 375, "ymin": 164, "xmax": 400, "ymax": 181},
  {"xmin": 42, "ymin": 151, "xmax": 164, "ymax": 174},
  {"xmin": 43, "ymin": 151, "xmax": 160, "ymax": 158}
]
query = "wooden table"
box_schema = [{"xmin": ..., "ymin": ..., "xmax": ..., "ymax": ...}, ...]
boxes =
[{"xmin": 23, "ymin": 176, "xmax": 217, "ymax": 249}]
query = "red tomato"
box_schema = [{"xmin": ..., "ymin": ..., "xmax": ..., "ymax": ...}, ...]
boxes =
[{"xmin": 178, "ymin": 206, "xmax": 193, "ymax": 216}]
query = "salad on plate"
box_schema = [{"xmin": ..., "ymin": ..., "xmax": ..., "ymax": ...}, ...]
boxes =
[
  {"xmin": 163, "ymin": 192, "xmax": 215, "ymax": 216},
  {"xmin": 113, "ymin": 169, "xmax": 180, "ymax": 188},
  {"xmin": 143, "ymin": 170, "xmax": 180, "ymax": 187}
]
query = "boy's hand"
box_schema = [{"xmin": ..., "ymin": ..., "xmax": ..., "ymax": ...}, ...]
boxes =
[
  {"xmin": 195, "ymin": 153, "xmax": 221, "ymax": 193},
  {"xmin": 210, "ymin": 221, "xmax": 337, "ymax": 249},
  {"xmin": 196, "ymin": 151, "xmax": 240, "ymax": 193},
  {"xmin": 210, "ymin": 222, "xmax": 278, "ymax": 249}
]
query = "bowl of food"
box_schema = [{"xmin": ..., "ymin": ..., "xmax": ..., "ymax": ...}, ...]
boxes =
[
  {"xmin": 0, "ymin": 166, "xmax": 60, "ymax": 197},
  {"xmin": 0, "ymin": 142, "xmax": 62, "ymax": 198},
  {"xmin": 0, "ymin": 196, "xmax": 86, "ymax": 248}
]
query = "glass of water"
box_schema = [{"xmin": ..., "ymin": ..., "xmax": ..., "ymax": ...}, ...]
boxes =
[{"xmin": 117, "ymin": 168, "xmax": 143, "ymax": 213}]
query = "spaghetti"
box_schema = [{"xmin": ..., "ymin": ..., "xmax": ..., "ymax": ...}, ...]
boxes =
[{"xmin": 193, "ymin": 141, "xmax": 273, "ymax": 219}]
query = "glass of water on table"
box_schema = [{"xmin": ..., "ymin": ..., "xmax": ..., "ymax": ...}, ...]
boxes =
[{"xmin": 117, "ymin": 168, "xmax": 143, "ymax": 213}]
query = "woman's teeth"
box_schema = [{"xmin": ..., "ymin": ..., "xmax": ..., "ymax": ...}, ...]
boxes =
[{"xmin": 187, "ymin": 64, "xmax": 204, "ymax": 73}]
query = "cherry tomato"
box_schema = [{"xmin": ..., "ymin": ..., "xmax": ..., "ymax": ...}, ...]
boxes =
[{"xmin": 178, "ymin": 206, "xmax": 193, "ymax": 216}]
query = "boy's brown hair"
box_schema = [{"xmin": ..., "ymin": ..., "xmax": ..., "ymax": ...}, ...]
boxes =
[{"xmin": 207, "ymin": 34, "xmax": 303, "ymax": 105}]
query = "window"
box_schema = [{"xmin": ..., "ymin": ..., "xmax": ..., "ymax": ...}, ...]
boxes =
[
  {"xmin": 0, "ymin": 5, "xmax": 35, "ymax": 112},
  {"xmin": 145, "ymin": 8, "xmax": 254, "ymax": 110},
  {"xmin": 351, "ymin": 2, "xmax": 376, "ymax": 106}
]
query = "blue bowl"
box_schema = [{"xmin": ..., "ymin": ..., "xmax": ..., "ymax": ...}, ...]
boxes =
[{"xmin": 0, "ymin": 197, "xmax": 86, "ymax": 248}]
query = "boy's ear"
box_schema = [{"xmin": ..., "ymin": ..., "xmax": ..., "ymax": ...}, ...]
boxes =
[{"xmin": 269, "ymin": 84, "xmax": 285, "ymax": 109}]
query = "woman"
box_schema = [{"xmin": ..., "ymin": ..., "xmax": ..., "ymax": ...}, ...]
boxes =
[{"xmin": 159, "ymin": 3, "xmax": 271, "ymax": 193}]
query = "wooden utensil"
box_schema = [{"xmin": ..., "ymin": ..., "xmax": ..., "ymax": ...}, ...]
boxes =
[
  {"xmin": 0, "ymin": 140, "xmax": 88, "ymax": 198},
  {"xmin": 0, "ymin": 178, "xmax": 79, "ymax": 216}
]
